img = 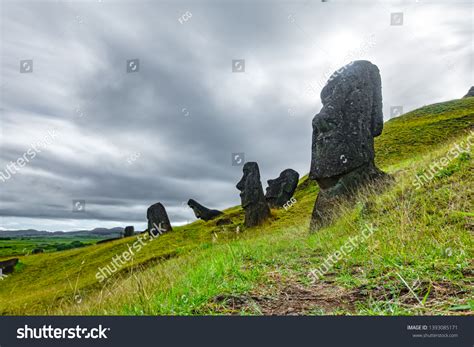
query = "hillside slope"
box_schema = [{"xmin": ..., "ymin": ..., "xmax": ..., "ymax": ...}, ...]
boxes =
[{"xmin": 1, "ymin": 97, "xmax": 473, "ymax": 315}]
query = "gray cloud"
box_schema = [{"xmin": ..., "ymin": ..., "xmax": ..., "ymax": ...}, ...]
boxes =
[{"xmin": 1, "ymin": 1, "xmax": 471, "ymax": 231}]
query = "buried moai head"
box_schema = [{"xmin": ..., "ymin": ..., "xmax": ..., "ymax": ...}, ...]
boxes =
[
  {"xmin": 310, "ymin": 60, "xmax": 384, "ymax": 181},
  {"xmin": 236, "ymin": 162, "xmax": 270, "ymax": 227},
  {"xmin": 265, "ymin": 169, "xmax": 300, "ymax": 208},
  {"xmin": 187, "ymin": 199, "xmax": 223, "ymax": 221},
  {"xmin": 146, "ymin": 202, "xmax": 172, "ymax": 236}
]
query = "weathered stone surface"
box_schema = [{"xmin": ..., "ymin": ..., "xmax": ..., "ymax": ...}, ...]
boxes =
[
  {"xmin": 236, "ymin": 162, "xmax": 270, "ymax": 227},
  {"xmin": 463, "ymin": 86, "xmax": 474, "ymax": 98},
  {"xmin": 265, "ymin": 169, "xmax": 300, "ymax": 208},
  {"xmin": 310, "ymin": 60, "xmax": 390, "ymax": 231},
  {"xmin": 124, "ymin": 226, "xmax": 135, "ymax": 237},
  {"xmin": 0, "ymin": 258, "xmax": 18, "ymax": 274},
  {"xmin": 147, "ymin": 202, "xmax": 172, "ymax": 236},
  {"xmin": 187, "ymin": 199, "xmax": 223, "ymax": 221}
]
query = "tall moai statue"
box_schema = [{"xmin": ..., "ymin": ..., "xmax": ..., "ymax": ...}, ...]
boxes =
[{"xmin": 310, "ymin": 60, "xmax": 390, "ymax": 231}]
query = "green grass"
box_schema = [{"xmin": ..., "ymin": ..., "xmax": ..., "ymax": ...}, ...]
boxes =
[
  {"xmin": 0, "ymin": 97, "xmax": 472, "ymax": 315},
  {"xmin": 0, "ymin": 237, "xmax": 102, "ymax": 259},
  {"xmin": 375, "ymin": 97, "xmax": 474, "ymax": 168}
]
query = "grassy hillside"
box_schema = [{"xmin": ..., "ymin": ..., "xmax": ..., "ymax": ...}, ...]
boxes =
[
  {"xmin": 1, "ymin": 98, "xmax": 473, "ymax": 315},
  {"xmin": 0, "ymin": 237, "xmax": 102, "ymax": 258}
]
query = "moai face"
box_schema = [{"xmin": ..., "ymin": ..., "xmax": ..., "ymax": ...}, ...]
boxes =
[
  {"xmin": 236, "ymin": 162, "xmax": 262, "ymax": 208},
  {"xmin": 310, "ymin": 60, "xmax": 383, "ymax": 180},
  {"xmin": 265, "ymin": 169, "xmax": 299, "ymax": 207},
  {"xmin": 237, "ymin": 162, "xmax": 270, "ymax": 227},
  {"xmin": 187, "ymin": 199, "xmax": 201, "ymax": 218}
]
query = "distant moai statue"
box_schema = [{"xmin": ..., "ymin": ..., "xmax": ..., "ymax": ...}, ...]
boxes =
[
  {"xmin": 265, "ymin": 169, "xmax": 299, "ymax": 208},
  {"xmin": 236, "ymin": 162, "xmax": 270, "ymax": 227},
  {"xmin": 146, "ymin": 202, "xmax": 172, "ymax": 236},
  {"xmin": 124, "ymin": 226, "xmax": 135, "ymax": 237}
]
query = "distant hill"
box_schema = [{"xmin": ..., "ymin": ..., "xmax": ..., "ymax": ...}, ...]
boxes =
[{"xmin": 0, "ymin": 227, "xmax": 124, "ymax": 238}]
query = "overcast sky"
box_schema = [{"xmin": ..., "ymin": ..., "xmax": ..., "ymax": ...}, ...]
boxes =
[{"xmin": 0, "ymin": 0, "xmax": 472, "ymax": 231}]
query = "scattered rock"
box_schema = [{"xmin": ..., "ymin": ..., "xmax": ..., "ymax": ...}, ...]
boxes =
[
  {"xmin": 124, "ymin": 226, "xmax": 135, "ymax": 237},
  {"xmin": 309, "ymin": 60, "xmax": 390, "ymax": 231},
  {"xmin": 187, "ymin": 199, "xmax": 223, "ymax": 221},
  {"xmin": 147, "ymin": 202, "xmax": 172, "ymax": 236},
  {"xmin": 463, "ymin": 86, "xmax": 474, "ymax": 98},
  {"xmin": 0, "ymin": 258, "xmax": 19, "ymax": 274},
  {"xmin": 236, "ymin": 162, "xmax": 271, "ymax": 227},
  {"xmin": 265, "ymin": 169, "xmax": 300, "ymax": 208},
  {"xmin": 216, "ymin": 218, "xmax": 233, "ymax": 226}
]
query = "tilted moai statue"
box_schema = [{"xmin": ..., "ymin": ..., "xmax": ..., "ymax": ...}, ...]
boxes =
[
  {"xmin": 187, "ymin": 199, "xmax": 223, "ymax": 221},
  {"xmin": 265, "ymin": 168, "xmax": 299, "ymax": 208}
]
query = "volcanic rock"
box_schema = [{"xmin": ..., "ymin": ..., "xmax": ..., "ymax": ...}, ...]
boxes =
[
  {"xmin": 124, "ymin": 226, "xmax": 135, "ymax": 237},
  {"xmin": 309, "ymin": 60, "xmax": 390, "ymax": 231},
  {"xmin": 187, "ymin": 199, "xmax": 223, "ymax": 221},
  {"xmin": 147, "ymin": 202, "xmax": 172, "ymax": 236},
  {"xmin": 265, "ymin": 169, "xmax": 299, "ymax": 208},
  {"xmin": 236, "ymin": 162, "xmax": 270, "ymax": 227}
]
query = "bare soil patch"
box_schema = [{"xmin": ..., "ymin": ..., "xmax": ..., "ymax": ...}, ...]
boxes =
[{"xmin": 210, "ymin": 280, "xmax": 359, "ymax": 315}]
